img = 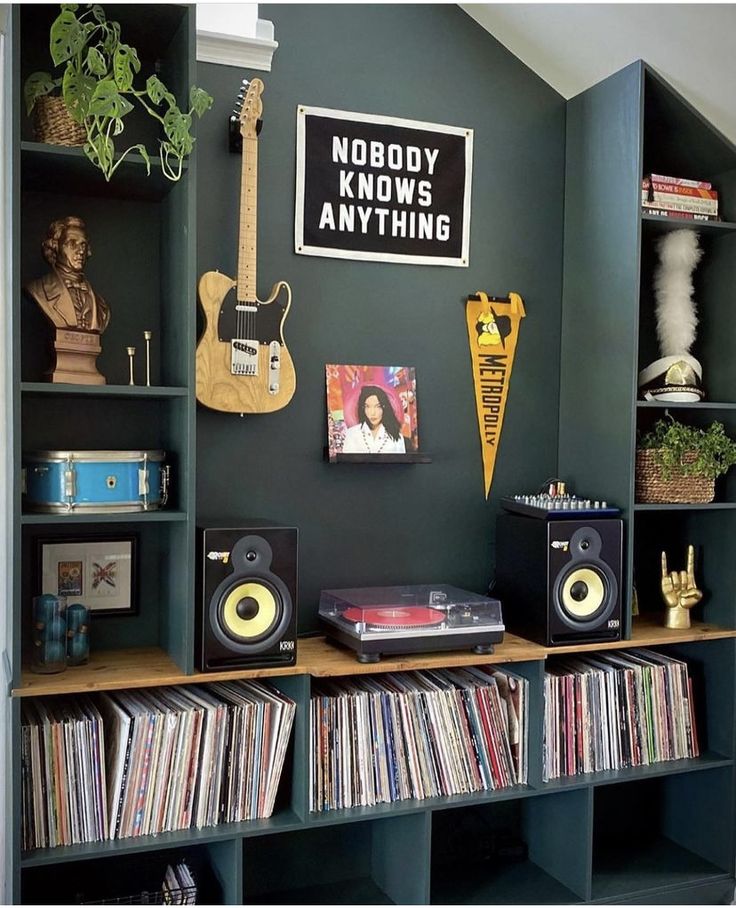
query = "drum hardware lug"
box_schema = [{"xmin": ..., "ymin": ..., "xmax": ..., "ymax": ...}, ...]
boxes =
[
  {"xmin": 161, "ymin": 464, "xmax": 170, "ymax": 507},
  {"xmin": 106, "ymin": 475, "xmax": 117, "ymax": 489},
  {"xmin": 139, "ymin": 453, "xmax": 150, "ymax": 510},
  {"xmin": 64, "ymin": 458, "xmax": 76, "ymax": 504}
]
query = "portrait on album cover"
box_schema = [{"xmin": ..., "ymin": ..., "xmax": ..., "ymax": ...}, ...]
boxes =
[{"xmin": 326, "ymin": 364, "xmax": 419, "ymax": 461}]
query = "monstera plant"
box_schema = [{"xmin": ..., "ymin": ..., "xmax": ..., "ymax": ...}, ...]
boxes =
[{"xmin": 24, "ymin": 4, "xmax": 213, "ymax": 181}]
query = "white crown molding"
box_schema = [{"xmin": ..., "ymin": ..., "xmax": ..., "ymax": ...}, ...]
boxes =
[{"xmin": 196, "ymin": 18, "xmax": 278, "ymax": 71}]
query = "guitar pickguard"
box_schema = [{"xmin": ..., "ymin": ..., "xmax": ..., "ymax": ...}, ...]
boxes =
[{"xmin": 217, "ymin": 291, "xmax": 287, "ymax": 347}]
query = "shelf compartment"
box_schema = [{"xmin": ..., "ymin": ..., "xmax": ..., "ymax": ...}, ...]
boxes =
[
  {"xmin": 21, "ymin": 142, "xmax": 187, "ymax": 203},
  {"xmin": 21, "ymin": 841, "xmax": 233, "ymax": 904},
  {"xmin": 591, "ymin": 770, "xmax": 734, "ymax": 901},
  {"xmin": 430, "ymin": 791, "xmax": 590, "ymax": 904},
  {"xmin": 243, "ymin": 813, "xmax": 429, "ymax": 905}
]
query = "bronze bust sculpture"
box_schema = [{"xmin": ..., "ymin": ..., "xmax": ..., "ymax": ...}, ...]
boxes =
[
  {"xmin": 25, "ymin": 216, "xmax": 110, "ymax": 384},
  {"xmin": 26, "ymin": 216, "xmax": 110, "ymax": 332}
]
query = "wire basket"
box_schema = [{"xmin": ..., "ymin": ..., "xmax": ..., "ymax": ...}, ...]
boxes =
[
  {"xmin": 79, "ymin": 885, "xmax": 197, "ymax": 905},
  {"xmin": 32, "ymin": 96, "xmax": 86, "ymax": 147},
  {"xmin": 635, "ymin": 448, "xmax": 715, "ymax": 504}
]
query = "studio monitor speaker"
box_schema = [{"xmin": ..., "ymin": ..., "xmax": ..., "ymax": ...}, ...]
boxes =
[
  {"xmin": 495, "ymin": 514, "xmax": 623, "ymax": 646},
  {"xmin": 196, "ymin": 524, "xmax": 297, "ymax": 671}
]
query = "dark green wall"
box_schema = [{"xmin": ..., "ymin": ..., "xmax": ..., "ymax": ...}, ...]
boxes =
[{"xmin": 195, "ymin": 4, "xmax": 566, "ymax": 633}]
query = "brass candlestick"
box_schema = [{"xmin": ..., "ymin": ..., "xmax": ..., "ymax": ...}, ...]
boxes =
[
  {"xmin": 144, "ymin": 330, "xmax": 152, "ymax": 386},
  {"xmin": 127, "ymin": 346, "xmax": 136, "ymax": 386}
]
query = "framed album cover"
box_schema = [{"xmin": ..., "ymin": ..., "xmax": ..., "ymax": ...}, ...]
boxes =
[
  {"xmin": 37, "ymin": 535, "xmax": 138, "ymax": 616},
  {"xmin": 326, "ymin": 364, "xmax": 419, "ymax": 461}
]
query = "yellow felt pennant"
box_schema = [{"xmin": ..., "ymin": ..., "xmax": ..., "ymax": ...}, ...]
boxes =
[{"xmin": 465, "ymin": 291, "xmax": 526, "ymax": 498}]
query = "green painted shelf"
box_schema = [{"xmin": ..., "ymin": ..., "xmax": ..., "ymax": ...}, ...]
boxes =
[
  {"xmin": 641, "ymin": 212, "xmax": 736, "ymax": 234},
  {"xmin": 21, "ymin": 511, "xmax": 187, "ymax": 525},
  {"xmin": 20, "ymin": 809, "xmax": 305, "ymax": 868},
  {"xmin": 21, "ymin": 382, "xmax": 188, "ymax": 399}
]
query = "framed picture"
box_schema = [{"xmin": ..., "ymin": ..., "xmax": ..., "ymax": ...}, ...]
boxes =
[
  {"xmin": 326, "ymin": 364, "xmax": 419, "ymax": 461},
  {"xmin": 36, "ymin": 535, "xmax": 138, "ymax": 617}
]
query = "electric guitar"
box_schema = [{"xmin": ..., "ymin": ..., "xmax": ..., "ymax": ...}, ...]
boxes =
[{"xmin": 196, "ymin": 78, "xmax": 296, "ymax": 414}]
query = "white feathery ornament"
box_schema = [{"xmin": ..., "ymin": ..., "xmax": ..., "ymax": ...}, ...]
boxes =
[{"xmin": 654, "ymin": 229, "xmax": 703, "ymax": 357}]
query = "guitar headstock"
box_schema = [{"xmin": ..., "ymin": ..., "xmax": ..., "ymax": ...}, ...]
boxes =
[{"xmin": 229, "ymin": 78, "xmax": 264, "ymax": 153}]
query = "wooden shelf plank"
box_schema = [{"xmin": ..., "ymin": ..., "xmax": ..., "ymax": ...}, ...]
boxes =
[
  {"xmin": 299, "ymin": 631, "xmax": 547, "ymax": 676},
  {"xmin": 16, "ymin": 620, "xmax": 735, "ymax": 697},
  {"xmin": 544, "ymin": 617, "xmax": 736, "ymax": 656},
  {"xmin": 15, "ymin": 647, "xmax": 304, "ymax": 697}
]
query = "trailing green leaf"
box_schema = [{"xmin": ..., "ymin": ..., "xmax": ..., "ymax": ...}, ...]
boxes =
[
  {"xmin": 50, "ymin": 7, "xmax": 86, "ymax": 67},
  {"xmin": 62, "ymin": 64, "xmax": 96, "ymax": 123}
]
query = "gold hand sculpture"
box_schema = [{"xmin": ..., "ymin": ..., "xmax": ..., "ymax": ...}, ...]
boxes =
[{"xmin": 661, "ymin": 545, "xmax": 702, "ymax": 629}]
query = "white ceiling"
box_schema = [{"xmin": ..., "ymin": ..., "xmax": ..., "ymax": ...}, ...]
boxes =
[{"xmin": 460, "ymin": 4, "xmax": 736, "ymax": 146}]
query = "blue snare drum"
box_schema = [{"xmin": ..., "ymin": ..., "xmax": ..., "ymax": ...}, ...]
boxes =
[{"xmin": 22, "ymin": 450, "xmax": 169, "ymax": 514}]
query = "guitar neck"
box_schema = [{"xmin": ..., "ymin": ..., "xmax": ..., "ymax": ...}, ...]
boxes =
[{"xmin": 237, "ymin": 135, "xmax": 258, "ymax": 302}]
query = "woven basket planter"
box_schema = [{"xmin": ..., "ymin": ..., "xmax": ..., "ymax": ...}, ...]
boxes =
[
  {"xmin": 635, "ymin": 448, "xmax": 715, "ymax": 504},
  {"xmin": 32, "ymin": 97, "xmax": 86, "ymax": 147}
]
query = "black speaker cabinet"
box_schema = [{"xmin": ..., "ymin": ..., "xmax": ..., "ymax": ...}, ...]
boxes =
[
  {"xmin": 495, "ymin": 514, "xmax": 623, "ymax": 646},
  {"xmin": 196, "ymin": 524, "xmax": 297, "ymax": 671}
]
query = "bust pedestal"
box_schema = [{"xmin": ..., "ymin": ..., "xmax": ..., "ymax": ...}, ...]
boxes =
[{"xmin": 47, "ymin": 328, "xmax": 105, "ymax": 385}]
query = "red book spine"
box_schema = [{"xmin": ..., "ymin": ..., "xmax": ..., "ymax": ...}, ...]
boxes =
[
  {"xmin": 647, "ymin": 180, "xmax": 718, "ymax": 201},
  {"xmin": 648, "ymin": 173, "xmax": 712, "ymax": 190}
]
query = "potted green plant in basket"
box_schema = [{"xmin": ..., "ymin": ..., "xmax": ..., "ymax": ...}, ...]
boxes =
[
  {"xmin": 636, "ymin": 417, "xmax": 736, "ymax": 503},
  {"xmin": 24, "ymin": 4, "xmax": 213, "ymax": 181}
]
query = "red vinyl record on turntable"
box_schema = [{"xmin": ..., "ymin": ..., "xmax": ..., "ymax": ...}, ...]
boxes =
[{"xmin": 343, "ymin": 605, "xmax": 445, "ymax": 629}]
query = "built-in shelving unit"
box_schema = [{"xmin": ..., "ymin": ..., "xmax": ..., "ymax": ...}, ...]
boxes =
[{"xmin": 558, "ymin": 58, "xmax": 736, "ymax": 906}]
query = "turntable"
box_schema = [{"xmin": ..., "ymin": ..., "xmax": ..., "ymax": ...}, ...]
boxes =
[{"xmin": 319, "ymin": 584, "xmax": 504, "ymax": 663}]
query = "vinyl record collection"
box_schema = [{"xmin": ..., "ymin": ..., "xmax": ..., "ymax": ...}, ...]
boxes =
[
  {"xmin": 310, "ymin": 666, "xmax": 528, "ymax": 812},
  {"xmin": 21, "ymin": 680, "xmax": 296, "ymax": 850},
  {"xmin": 543, "ymin": 649, "xmax": 699, "ymax": 781}
]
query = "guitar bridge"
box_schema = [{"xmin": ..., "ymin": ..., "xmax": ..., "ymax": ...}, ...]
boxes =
[{"xmin": 231, "ymin": 338, "xmax": 259, "ymax": 376}]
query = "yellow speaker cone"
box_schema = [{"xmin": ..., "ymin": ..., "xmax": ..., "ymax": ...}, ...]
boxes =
[
  {"xmin": 222, "ymin": 581, "xmax": 278, "ymax": 639},
  {"xmin": 561, "ymin": 567, "xmax": 606, "ymax": 618}
]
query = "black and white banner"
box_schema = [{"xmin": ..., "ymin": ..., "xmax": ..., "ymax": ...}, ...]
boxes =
[{"xmin": 295, "ymin": 106, "xmax": 473, "ymax": 267}]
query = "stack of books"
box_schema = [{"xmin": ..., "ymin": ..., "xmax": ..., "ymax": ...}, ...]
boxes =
[
  {"xmin": 20, "ymin": 679, "xmax": 296, "ymax": 849},
  {"xmin": 543, "ymin": 649, "xmax": 699, "ymax": 782},
  {"xmin": 642, "ymin": 173, "xmax": 719, "ymax": 221},
  {"xmin": 310, "ymin": 666, "xmax": 528, "ymax": 812}
]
